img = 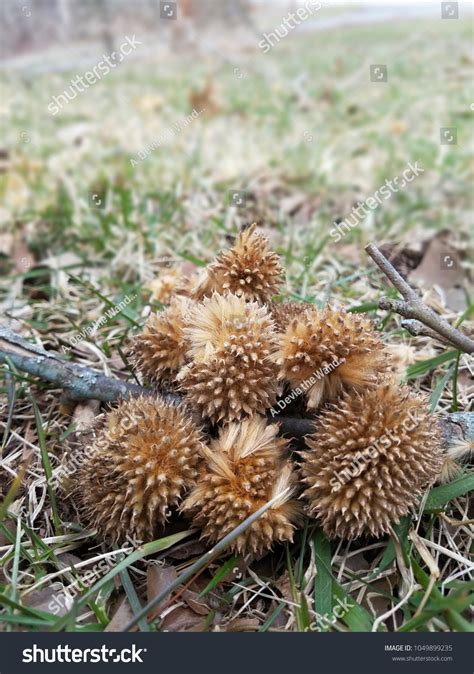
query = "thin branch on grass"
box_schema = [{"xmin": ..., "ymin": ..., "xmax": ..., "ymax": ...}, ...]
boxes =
[
  {"xmin": 0, "ymin": 327, "xmax": 472, "ymax": 449},
  {"xmin": 365, "ymin": 243, "xmax": 474, "ymax": 354},
  {"xmin": 0, "ymin": 327, "xmax": 148, "ymax": 402}
]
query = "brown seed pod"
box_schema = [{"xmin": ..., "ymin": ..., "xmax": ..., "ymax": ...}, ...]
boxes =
[
  {"xmin": 178, "ymin": 293, "xmax": 279, "ymax": 422},
  {"xmin": 70, "ymin": 396, "xmax": 204, "ymax": 543},
  {"xmin": 301, "ymin": 384, "xmax": 444, "ymax": 539},
  {"xmin": 178, "ymin": 354, "xmax": 278, "ymax": 424},
  {"xmin": 147, "ymin": 268, "xmax": 182, "ymax": 305},
  {"xmin": 131, "ymin": 296, "xmax": 191, "ymax": 384},
  {"xmin": 192, "ymin": 223, "xmax": 283, "ymax": 302},
  {"xmin": 274, "ymin": 305, "xmax": 392, "ymax": 409},
  {"xmin": 181, "ymin": 416, "xmax": 300, "ymax": 556},
  {"xmin": 269, "ymin": 300, "xmax": 311, "ymax": 332},
  {"xmin": 148, "ymin": 264, "xmax": 199, "ymax": 305}
]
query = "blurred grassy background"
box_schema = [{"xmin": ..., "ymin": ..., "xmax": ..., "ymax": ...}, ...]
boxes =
[{"xmin": 1, "ymin": 3, "xmax": 472, "ymax": 280}]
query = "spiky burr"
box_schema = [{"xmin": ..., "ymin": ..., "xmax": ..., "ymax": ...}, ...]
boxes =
[
  {"xmin": 131, "ymin": 296, "xmax": 191, "ymax": 384},
  {"xmin": 192, "ymin": 224, "xmax": 283, "ymax": 303},
  {"xmin": 270, "ymin": 300, "xmax": 310, "ymax": 332},
  {"xmin": 274, "ymin": 305, "xmax": 392, "ymax": 409},
  {"xmin": 69, "ymin": 396, "xmax": 204, "ymax": 543},
  {"xmin": 177, "ymin": 292, "xmax": 279, "ymax": 422},
  {"xmin": 181, "ymin": 416, "xmax": 300, "ymax": 556},
  {"xmin": 301, "ymin": 383, "xmax": 444, "ymax": 539}
]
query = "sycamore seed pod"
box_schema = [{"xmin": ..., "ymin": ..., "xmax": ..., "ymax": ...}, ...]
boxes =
[
  {"xmin": 301, "ymin": 383, "xmax": 444, "ymax": 539},
  {"xmin": 181, "ymin": 416, "xmax": 300, "ymax": 556},
  {"xmin": 193, "ymin": 223, "xmax": 283, "ymax": 303},
  {"xmin": 178, "ymin": 292, "xmax": 279, "ymax": 422},
  {"xmin": 70, "ymin": 396, "xmax": 204, "ymax": 543},
  {"xmin": 274, "ymin": 305, "xmax": 391, "ymax": 409},
  {"xmin": 131, "ymin": 296, "xmax": 191, "ymax": 384}
]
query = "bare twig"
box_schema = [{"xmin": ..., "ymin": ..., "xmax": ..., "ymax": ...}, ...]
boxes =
[
  {"xmin": 365, "ymin": 243, "xmax": 474, "ymax": 354},
  {"xmin": 0, "ymin": 326, "xmax": 149, "ymax": 402},
  {"xmin": 400, "ymin": 319, "xmax": 452, "ymax": 346},
  {"xmin": 0, "ymin": 327, "xmax": 471, "ymax": 449}
]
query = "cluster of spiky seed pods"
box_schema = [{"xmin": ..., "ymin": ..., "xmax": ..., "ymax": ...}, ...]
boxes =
[{"xmin": 69, "ymin": 224, "xmax": 444, "ymax": 554}]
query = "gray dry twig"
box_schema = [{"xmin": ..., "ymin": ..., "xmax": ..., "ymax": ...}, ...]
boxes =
[{"xmin": 365, "ymin": 243, "xmax": 474, "ymax": 354}]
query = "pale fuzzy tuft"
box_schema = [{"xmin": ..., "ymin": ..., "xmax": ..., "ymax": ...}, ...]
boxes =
[
  {"xmin": 183, "ymin": 291, "xmax": 276, "ymax": 362},
  {"xmin": 274, "ymin": 305, "xmax": 392, "ymax": 409},
  {"xmin": 437, "ymin": 458, "xmax": 463, "ymax": 484},
  {"xmin": 70, "ymin": 396, "xmax": 204, "ymax": 543},
  {"xmin": 181, "ymin": 416, "xmax": 300, "ymax": 556},
  {"xmin": 445, "ymin": 438, "xmax": 474, "ymax": 462},
  {"xmin": 437, "ymin": 438, "xmax": 473, "ymax": 483},
  {"xmin": 192, "ymin": 224, "xmax": 283, "ymax": 303},
  {"xmin": 301, "ymin": 383, "xmax": 444, "ymax": 540},
  {"xmin": 148, "ymin": 266, "xmax": 198, "ymax": 305},
  {"xmin": 148, "ymin": 269, "xmax": 181, "ymax": 305},
  {"xmin": 178, "ymin": 293, "xmax": 279, "ymax": 422},
  {"xmin": 131, "ymin": 296, "xmax": 191, "ymax": 383}
]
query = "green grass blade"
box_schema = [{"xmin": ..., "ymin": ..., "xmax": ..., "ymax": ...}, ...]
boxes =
[
  {"xmin": 405, "ymin": 351, "xmax": 458, "ymax": 380},
  {"xmin": 31, "ymin": 397, "xmax": 62, "ymax": 535},
  {"xmin": 199, "ymin": 555, "xmax": 240, "ymax": 597},
  {"xmin": 313, "ymin": 528, "xmax": 333, "ymax": 623},
  {"xmin": 424, "ymin": 474, "xmax": 474, "ymax": 511}
]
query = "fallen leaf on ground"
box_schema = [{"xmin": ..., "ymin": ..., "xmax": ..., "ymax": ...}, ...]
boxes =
[
  {"xmin": 408, "ymin": 234, "xmax": 467, "ymax": 312},
  {"xmin": 161, "ymin": 605, "xmax": 207, "ymax": 632},
  {"xmin": 105, "ymin": 594, "xmax": 135, "ymax": 632},
  {"xmin": 147, "ymin": 564, "xmax": 178, "ymax": 617}
]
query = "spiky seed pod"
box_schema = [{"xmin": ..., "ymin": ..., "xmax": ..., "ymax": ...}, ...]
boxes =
[
  {"xmin": 301, "ymin": 384, "xmax": 444, "ymax": 539},
  {"xmin": 178, "ymin": 354, "xmax": 279, "ymax": 424},
  {"xmin": 178, "ymin": 292, "xmax": 279, "ymax": 422},
  {"xmin": 270, "ymin": 300, "xmax": 311, "ymax": 332},
  {"xmin": 70, "ymin": 396, "xmax": 204, "ymax": 543},
  {"xmin": 182, "ymin": 416, "xmax": 300, "ymax": 556},
  {"xmin": 148, "ymin": 269, "xmax": 181, "ymax": 305},
  {"xmin": 148, "ymin": 266, "xmax": 198, "ymax": 304},
  {"xmin": 192, "ymin": 224, "xmax": 283, "ymax": 302},
  {"xmin": 183, "ymin": 291, "xmax": 276, "ymax": 362},
  {"xmin": 131, "ymin": 296, "xmax": 191, "ymax": 384},
  {"xmin": 274, "ymin": 305, "xmax": 392, "ymax": 409}
]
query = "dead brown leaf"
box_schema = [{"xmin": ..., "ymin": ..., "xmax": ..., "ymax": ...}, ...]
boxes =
[
  {"xmin": 23, "ymin": 583, "xmax": 70, "ymax": 617},
  {"xmin": 221, "ymin": 616, "xmax": 260, "ymax": 632},
  {"xmin": 189, "ymin": 80, "xmax": 219, "ymax": 115},
  {"xmin": 408, "ymin": 234, "xmax": 467, "ymax": 312},
  {"xmin": 161, "ymin": 605, "xmax": 206, "ymax": 632},
  {"xmin": 105, "ymin": 594, "xmax": 135, "ymax": 632},
  {"xmin": 12, "ymin": 234, "xmax": 34, "ymax": 273},
  {"xmin": 147, "ymin": 564, "xmax": 178, "ymax": 616},
  {"xmin": 182, "ymin": 589, "xmax": 210, "ymax": 616}
]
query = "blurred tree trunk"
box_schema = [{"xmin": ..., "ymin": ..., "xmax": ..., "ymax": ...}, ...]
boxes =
[
  {"xmin": 57, "ymin": 0, "xmax": 71, "ymax": 42},
  {"xmin": 96, "ymin": 0, "xmax": 115, "ymax": 53}
]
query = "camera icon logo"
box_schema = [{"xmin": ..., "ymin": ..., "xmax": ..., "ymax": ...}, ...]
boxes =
[
  {"xmin": 160, "ymin": 2, "xmax": 177, "ymax": 19},
  {"xmin": 440, "ymin": 127, "xmax": 457, "ymax": 145},
  {"xmin": 440, "ymin": 253, "xmax": 457, "ymax": 270},
  {"xmin": 228, "ymin": 190, "xmax": 249, "ymax": 208},
  {"xmin": 441, "ymin": 2, "xmax": 459, "ymax": 19},
  {"xmin": 88, "ymin": 191, "xmax": 106, "ymax": 210},
  {"xmin": 370, "ymin": 65, "xmax": 387, "ymax": 82}
]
